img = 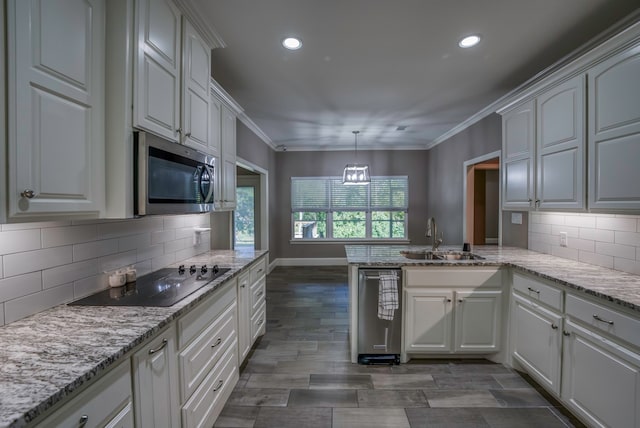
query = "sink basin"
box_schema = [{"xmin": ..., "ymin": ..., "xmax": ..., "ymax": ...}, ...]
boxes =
[{"xmin": 399, "ymin": 250, "xmax": 484, "ymax": 261}]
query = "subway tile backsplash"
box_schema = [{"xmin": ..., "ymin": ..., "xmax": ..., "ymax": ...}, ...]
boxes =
[
  {"xmin": 529, "ymin": 212, "xmax": 640, "ymax": 275},
  {"xmin": 0, "ymin": 214, "xmax": 211, "ymax": 326}
]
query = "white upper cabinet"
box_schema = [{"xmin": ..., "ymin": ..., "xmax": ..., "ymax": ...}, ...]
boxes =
[
  {"xmin": 501, "ymin": 75, "xmax": 586, "ymax": 211},
  {"xmin": 502, "ymin": 100, "xmax": 535, "ymax": 209},
  {"xmin": 7, "ymin": 0, "xmax": 105, "ymax": 219},
  {"xmin": 133, "ymin": 0, "xmax": 212, "ymax": 150},
  {"xmin": 536, "ymin": 75, "xmax": 585, "ymax": 210},
  {"xmin": 133, "ymin": 0, "xmax": 181, "ymax": 141},
  {"xmin": 181, "ymin": 18, "xmax": 212, "ymax": 152},
  {"xmin": 210, "ymin": 81, "xmax": 239, "ymax": 211},
  {"xmin": 588, "ymin": 43, "xmax": 640, "ymax": 211},
  {"xmin": 220, "ymin": 104, "xmax": 238, "ymax": 210}
]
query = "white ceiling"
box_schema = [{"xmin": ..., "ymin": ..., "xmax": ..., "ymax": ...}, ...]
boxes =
[{"xmin": 195, "ymin": 0, "xmax": 639, "ymax": 151}]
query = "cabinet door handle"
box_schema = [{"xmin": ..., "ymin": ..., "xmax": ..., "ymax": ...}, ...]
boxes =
[
  {"xmin": 21, "ymin": 189, "xmax": 36, "ymax": 199},
  {"xmin": 528, "ymin": 198, "xmax": 532, "ymax": 206},
  {"xmin": 535, "ymin": 199, "xmax": 540, "ymax": 207},
  {"xmin": 78, "ymin": 415, "xmax": 89, "ymax": 428},
  {"xmin": 211, "ymin": 337, "xmax": 222, "ymax": 349},
  {"xmin": 593, "ymin": 314, "xmax": 614, "ymax": 325},
  {"xmin": 563, "ymin": 331, "xmax": 570, "ymax": 337},
  {"xmin": 213, "ymin": 379, "xmax": 224, "ymax": 392},
  {"xmin": 445, "ymin": 298, "xmax": 452, "ymax": 303},
  {"xmin": 527, "ymin": 287, "xmax": 540, "ymax": 294},
  {"xmin": 551, "ymin": 323, "xmax": 558, "ymax": 330},
  {"xmin": 257, "ymin": 268, "xmax": 264, "ymax": 273},
  {"xmin": 148, "ymin": 338, "xmax": 168, "ymax": 355},
  {"xmin": 240, "ymin": 283, "xmax": 246, "ymax": 288},
  {"xmin": 457, "ymin": 299, "xmax": 464, "ymax": 303},
  {"xmin": 185, "ymin": 132, "xmax": 192, "ymax": 138}
]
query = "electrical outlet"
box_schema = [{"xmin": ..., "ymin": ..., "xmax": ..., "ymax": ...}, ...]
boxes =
[{"xmin": 559, "ymin": 232, "xmax": 568, "ymax": 247}]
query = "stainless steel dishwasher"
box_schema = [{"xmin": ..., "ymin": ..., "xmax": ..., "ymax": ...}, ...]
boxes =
[{"xmin": 358, "ymin": 268, "xmax": 402, "ymax": 364}]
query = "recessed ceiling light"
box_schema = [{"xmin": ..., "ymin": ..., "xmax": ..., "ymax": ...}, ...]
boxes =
[
  {"xmin": 458, "ymin": 34, "xmax": 481, "ymax": 48},
  {"xmin": 282, "ymin": 37, "xmax": 302, "ymax": 50}
]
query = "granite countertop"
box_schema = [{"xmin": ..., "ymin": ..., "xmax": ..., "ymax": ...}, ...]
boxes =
[
  {"xmin": 0, "ymin": 249, "xmax": 267, "ymax": 428},
  {"xmin": 345, "ymin": 244, "xmax": 640, "ymax": 314}
]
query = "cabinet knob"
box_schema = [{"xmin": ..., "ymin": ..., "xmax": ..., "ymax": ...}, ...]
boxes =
[
  {"xmin": 563, "ymin": 331, "xmax": 570, "ymax": 337},
  {"xmin": 551, "ymin": 323, "xmax": 558, "ymax": 330},
  {"xmin": 21, "ymin": 189, "xmax": 35, "ymax": 199},
  {"xmin": 445, "ymin": 298, "xmax": 452, "ymax": 303},
  {"xmin": 185, "ymin": 132, "xmax": 192, "ymax": 138},
  {"xmin": 457, "ymin": 299, "xmax": 464, "ymax": 303},
  {"xmin": 176, "ymin": 127, "xmax": 182, "ymax": 134}
]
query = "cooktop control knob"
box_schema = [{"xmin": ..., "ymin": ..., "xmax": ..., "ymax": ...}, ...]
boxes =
[
  {"xmin": 189, "ymin": 265, "xmax": 197, "ymax": 275},
  {"xmin": 178, "ymin": 265, "xmax": 185, "ymax": 275},
  {"xmin": 200, "ymin": 265, "xmax": 208, "ymax": 274},
  {"xmin": 212, "ymin": 264, "xmax": 219, "ymax": 274}
]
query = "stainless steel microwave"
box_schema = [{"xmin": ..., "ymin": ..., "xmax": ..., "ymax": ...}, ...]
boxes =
[{"xmin": 134, "ymin": 131, "xmax": 215, "ymax": 216}]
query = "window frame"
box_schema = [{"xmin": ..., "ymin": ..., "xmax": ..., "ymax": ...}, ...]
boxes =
[{"xmin": 290, "ymin": 176, "xmax": 409, "ymax": 242}]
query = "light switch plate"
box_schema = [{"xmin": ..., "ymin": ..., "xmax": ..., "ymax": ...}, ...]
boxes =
[{"xmin": 511, "ymin": 212, "xmax": 523, "ymax": 225}]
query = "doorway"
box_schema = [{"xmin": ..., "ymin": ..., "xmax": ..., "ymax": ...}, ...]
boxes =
[
  {"xmin": 235, "ymin": 168, "xmax": 260, "ymax": 250},
  {"xmin": 463, "ymin": 151, "xmax": 501, "ymax": 246},
  {"xmin": 233, "ymin": 158, "xmax": 268, "ymax": 252}
]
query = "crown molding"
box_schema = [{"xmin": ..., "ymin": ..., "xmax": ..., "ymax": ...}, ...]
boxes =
[
  {"xmin": 210, "ymin": 77, "xmax": 243, "ymax": 114},
  {"xmin": 237, "ymin": 113, "xmax": 277, "ymax": 150},
  {"xmin": 174, "ymin": 0, "xmax": 226, "ymax": 48}
]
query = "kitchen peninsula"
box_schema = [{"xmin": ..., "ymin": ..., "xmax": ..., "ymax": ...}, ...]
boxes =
[
  {"xmin": 346, "ymin": 244, "xmax": 640, "ymax": 428},
  {"xmin": 0, "ymin": 249, "xmax": 267, "ymax": 428}
]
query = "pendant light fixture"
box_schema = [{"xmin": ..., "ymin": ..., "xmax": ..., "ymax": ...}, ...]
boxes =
[{"xmin": 342, "ymin": 130, "xmax": 371, "ymax": 185}]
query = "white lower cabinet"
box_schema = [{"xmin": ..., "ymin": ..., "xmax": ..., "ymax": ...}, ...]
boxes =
[
  {"xmin": 237, "ymin": 270, "xmax": 251, "ymax": 364},
  {"xmin": 402, "ymin": 267, "xmax": 503, "ymax": 361},
  {"xmin": 561, "ymin": 320, "xmax": 640, "ymax": 428},
  {"xmin": 177, "ymin": 280, "xmax": 239, "ymax": 427},
  {"xmin": 36, "ymin": 360, "xmax": 133, "ymax": 428},
  {"xmin": 405, "ymin": 289, "xmax": 453, "ymax": 353},
  {"xmin": 511, "ymin": 292, "xmax": 562, "ymax": 394},
  {"xmin": 132, "ymin": 324, "xmax": 180, "ymax": 428}
]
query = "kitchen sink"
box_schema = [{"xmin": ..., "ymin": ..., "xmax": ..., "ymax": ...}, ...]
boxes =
[{"xmin": 399, "ymin": 250, "xmax": 484, "ymax": 260}]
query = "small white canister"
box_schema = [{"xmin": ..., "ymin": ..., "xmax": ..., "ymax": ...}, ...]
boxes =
[{"xmin": 108, "ymin": 271, "xmax": 126, "ymax": 288}]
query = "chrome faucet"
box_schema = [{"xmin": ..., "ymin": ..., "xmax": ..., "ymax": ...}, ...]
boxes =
[{"xmin": 425, "ymin": 217, "xmax": 443, "ymax": 251}]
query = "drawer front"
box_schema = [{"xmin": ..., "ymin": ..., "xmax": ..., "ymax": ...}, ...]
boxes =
[
  {"xmin": 566, "ymin": 293, "xmax": 640, "ymax": 348},
  {"xmin": 513, "ymin": 272, "xmax": 563, "ymax": 311},
  {"xmin": 179, "ymin": 301, "xmax": 237, "ymax": 401},
  {"xmin": 178, "ymin": 279, "xmax": 236, "ymax": 348},
  {"xmin": 37, "ymin": 360, "xmax": 133, "ymax": 428},
  {"xmin": 250, "ymin": 277, "xmax": 266, "ymax": 315},
  {"xmin": 404, "ymin": 267, "xmax": 502, "ymax": 288},
  {"xmin": 181, "ymin": 342, "xmax": 239, "ymax": 428},
  {"xmin": 250, "ymin": 257, "xmax": 267, "ymax": 283},
  {"xmin": 251, "ymin": 301, "xmax": 266, "ymax": 343}
]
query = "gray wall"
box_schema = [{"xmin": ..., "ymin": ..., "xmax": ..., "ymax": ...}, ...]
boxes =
[
  {"xmin": 272, "ymin": 149, "xmax": 430, "ymax": 260},
  {"xmin": 425, "ymin": 113, "xmax": 507, "ymax": 246}
]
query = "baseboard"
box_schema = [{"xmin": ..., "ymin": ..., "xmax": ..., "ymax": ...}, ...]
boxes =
[{"xmin": 268, "ymin": 257, "xmax": 348, "ymax": 272}]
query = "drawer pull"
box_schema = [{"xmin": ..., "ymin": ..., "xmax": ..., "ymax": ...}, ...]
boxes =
[
  {"xmin": 148, "ymin": 338, "xmax": 168, "ymax": 355},
  {"xmin": 527, "ymin": 287, "xmax": 540, "ymax": 294},
  {"xmin": 257, "ymin": 318, "xmax": 264, "ymax": 326},
  {"xmin": 211, "ymin": 337, "xmax": 222, "ymax": 349},
  {"xmin": 240, "ymin": 283, "xmax": 247, "ymax": 288},
  {"xmin": 593, "ymin": 314, "xmax": 614, "ymax": 325},
  {"xmin": 79, "ymin": 415, "xmax": 89, "ymax": 428},
  {"xmin": 257, "ymin": 290, "xmax": 264, "ymax": 297},
  {"xmin": 213, "ymin": 379, "xmax": 224, "ymax": 392},
  {"xmin": 551, "ymin": 323, "xmax": 558, "ymax": 330}
]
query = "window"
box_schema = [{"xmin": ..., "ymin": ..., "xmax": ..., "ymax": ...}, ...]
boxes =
[{"xmin": 292, "ymin": 176, "xmax": 408, "ymax": 240}]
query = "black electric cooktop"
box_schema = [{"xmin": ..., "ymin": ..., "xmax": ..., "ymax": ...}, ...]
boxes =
[{"xmin": 69, "ymin": 265, "xmax": 231, "ymax": 307}]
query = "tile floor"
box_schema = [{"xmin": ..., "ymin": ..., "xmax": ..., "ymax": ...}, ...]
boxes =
[{"xmin": 215, "ymin": 266, "xmax": 586, "ymax": 428}]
